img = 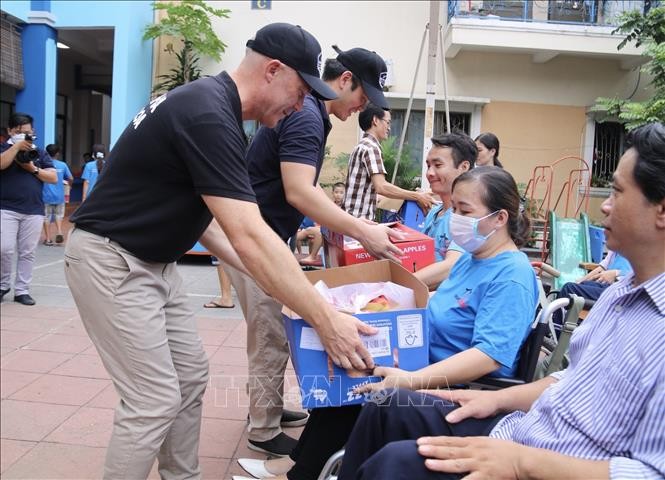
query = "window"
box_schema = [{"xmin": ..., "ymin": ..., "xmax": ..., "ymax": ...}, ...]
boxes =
[
  {"xmin": 389, "ymin": 110, "xmax": 471, "ymax": 168},
  {"xmin": 592, "ymin": 121, "xmax": 626, "ymax": 187}
]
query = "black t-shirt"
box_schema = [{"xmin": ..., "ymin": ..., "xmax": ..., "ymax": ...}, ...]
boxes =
[
  {"xmin": 71, "ymin": 72, "xmax": 256, "ymax": 263},
  {"xmin": 248, "ymin": 95, "xmax": 331, "ymax": 241}
]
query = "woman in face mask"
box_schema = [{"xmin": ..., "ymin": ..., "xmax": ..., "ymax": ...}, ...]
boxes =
[
  {"xmin": 81, "ymin": 144, "xmax": 106, "ymax": 202},
  {"xmin": 234, "ymin": 167, "xmax": 539, "ymax": 480},
  {"xmin": 356, "ymin": 166, "xmax": 538, "ymax": 395}
]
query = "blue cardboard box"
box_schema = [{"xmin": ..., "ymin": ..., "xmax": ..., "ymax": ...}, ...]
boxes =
[
  {"xmin": 282, "ymin": 260, "xmax": 430, "ymax": 408},
  {"xmin": 400, "ymin": 200, "xmax": 427, "ymax": 232},
  {"xmin": 588, "ymin": 225, "xmax": 606, "ymax": 264}
]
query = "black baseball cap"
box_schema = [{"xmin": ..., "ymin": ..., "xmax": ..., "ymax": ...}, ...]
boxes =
[
  {"xmin": 247, "ymin": 23, "xmax": 337, "ymax": 101},
  {"xmin": 333, "ymin": 45, "xmax": 389, "ymax": 110}
]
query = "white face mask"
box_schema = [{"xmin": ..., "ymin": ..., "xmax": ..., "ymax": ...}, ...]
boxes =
[
  {"xmin": 11, "ymin": 133, "xmax": 36, "ymax": 144},
  {"xmin": 448, "ymin": 211, "xmax": 499, "ymax": 253}
]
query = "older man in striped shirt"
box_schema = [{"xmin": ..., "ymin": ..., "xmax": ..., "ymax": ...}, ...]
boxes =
[{"xmin": 338, "ymin": 122, "xmax": 665, "ymax": 480}]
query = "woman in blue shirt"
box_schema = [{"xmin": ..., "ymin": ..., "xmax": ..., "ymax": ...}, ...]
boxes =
[
  {"xmin": 363, "ymin": 166, "xmax": 539, "ymax": 390},
  {"xmin": 81, "ymin": 144, "xmax": 106, "ymax": 201},
  {"xmin": 235, "ymin": 167, "xmax": 539, "ymax": 480}
]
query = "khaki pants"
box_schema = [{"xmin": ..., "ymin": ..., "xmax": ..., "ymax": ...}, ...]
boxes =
[
  {"xmin": 226, "ymin": 265, "xmax": 290, "ymax": 442},
  {"xmin": 64, "ymin": 228, "xmax": 209, "ymax": 480}
]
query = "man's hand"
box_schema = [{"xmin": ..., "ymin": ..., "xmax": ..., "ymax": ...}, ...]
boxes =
[
  {"xmin": 415, "ymin": 191, "xmax": 438, "ymax": 213},
  {"xmin": 317, "ymin": 312, "xmax": 377, "ymax": 370},
  {"xmin": 354, "ymin": 366, "xmax": 414, "ymax": 394},
  {"xmin": 357, "ymin": 223, "xmax": 404, "ymax": 263},
  {"xmin": 13, "ymin": 139, "xmax": 34, "ymax": 153},
  {"xmin": 417, "ymin": 436, "xmax": 527, "ymax": 479},
  {"xmin": 17, "ymin": 160, "xmax": 37, "ymax": 173},
  {"xmin": 595, "ymin": 269, "xmax": 618, "ymax": 284},
  {"xmin": 419, "ymin": 389, "xmax": 503, "ymax": 423}
]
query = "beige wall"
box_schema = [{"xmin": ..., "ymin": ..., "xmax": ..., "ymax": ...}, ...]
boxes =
[
  {"xmin": 480, "ymin": 101, "xmax": 593, "ymax": 218},
  {"xmin": 150, "ymin": 1, "xmax": 641, "ymax": 216}
]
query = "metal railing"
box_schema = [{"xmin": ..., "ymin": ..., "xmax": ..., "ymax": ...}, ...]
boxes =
[{"xmin": 447, "ymin": 0, "xmax": 650, "ymax": 26}]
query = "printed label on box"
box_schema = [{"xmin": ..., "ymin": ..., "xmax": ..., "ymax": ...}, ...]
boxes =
[
  {"xmin": 360, "ymin": 327, "xmax": 391, "ymax": 357},
  {"xmin": 300, "ymin": 327, "xmax": 325, "ymax": 351},
  {"xmin": 397, "ymin": 314, "xmax": 424, "ymax": 348}
]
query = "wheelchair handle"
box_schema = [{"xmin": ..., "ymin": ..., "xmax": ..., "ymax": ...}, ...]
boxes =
[{"xmin": 531, "ymin": 261, "xmax": 561, "ymax": 278}]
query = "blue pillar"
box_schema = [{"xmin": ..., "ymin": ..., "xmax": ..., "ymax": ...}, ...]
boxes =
[{"xmin": 16, "ymin": 23, "xmax": 57, "ymax": 148}]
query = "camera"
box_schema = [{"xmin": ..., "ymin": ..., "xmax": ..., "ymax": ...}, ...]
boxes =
[{"xmin": 16, "ymin": 134, "xmax": 40, "ymax": 164}]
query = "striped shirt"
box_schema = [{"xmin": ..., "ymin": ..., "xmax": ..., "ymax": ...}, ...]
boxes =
[
  {"xmin": 343, "ymin": 133, "xmax": 386, "ymax": 220},
  {"xmin": 490, "ymin": 272, "xmax": 665, "ymax": 478}
]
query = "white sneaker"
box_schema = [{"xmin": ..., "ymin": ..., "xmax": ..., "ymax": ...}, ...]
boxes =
[{"xmin": 237, "ymin": 458, "xmax": 275, "ymax": 478}]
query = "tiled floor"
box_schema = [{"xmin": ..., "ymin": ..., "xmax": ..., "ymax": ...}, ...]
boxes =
[{"xmin": 1, "ymin": 209, "xmax": 305, "ymax": 479}]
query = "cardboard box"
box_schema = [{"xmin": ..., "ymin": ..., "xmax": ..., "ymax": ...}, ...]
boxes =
[
  {"xmin": 282, "ymin": 260, "xmax": 430, "ymax": 408},
  {"xmin": 322, "ymin": 222, "xmax": 435, "ymax": 272}
]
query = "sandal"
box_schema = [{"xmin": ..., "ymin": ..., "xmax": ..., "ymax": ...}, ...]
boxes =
[
  {"xmin": 203, "ymin": 300, "xmax": 235, "ymax": 309},
  {"xmin": 43, "ymin": 240, "xmax": 54, "ymax": 246}
]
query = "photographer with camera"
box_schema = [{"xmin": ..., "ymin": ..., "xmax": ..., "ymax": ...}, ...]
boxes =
[{"xmin": 1, "ymin": 112, "xmax": 57, "ymax": 305}]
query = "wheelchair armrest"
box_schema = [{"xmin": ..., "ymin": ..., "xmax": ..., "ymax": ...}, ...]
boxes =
[
  {"xmin": 579, "ymin": 262, "xmax": 599, "ymax": 272},
  {"xmin": 469, "ymin": 376, "xmax": 525, "ymax": 390}
]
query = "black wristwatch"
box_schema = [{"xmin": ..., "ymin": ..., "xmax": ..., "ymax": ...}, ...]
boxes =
[{"xmin": 32, "ymin": 167, "xmax": 40, "ymax": 176}]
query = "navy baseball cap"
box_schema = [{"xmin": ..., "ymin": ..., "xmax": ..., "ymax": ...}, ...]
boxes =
[
  {"xmin": 333, "ymin": 45, "xmax": 389, "ymax": 110},
  {"xmin": 247, "ymin": 23, "xmax": 337, "ymax": 101}
]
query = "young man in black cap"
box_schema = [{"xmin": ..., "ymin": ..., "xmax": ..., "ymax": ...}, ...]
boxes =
[
  {"xmin": 227, "ymin": 45, "xmax": 406, "ymax": 458},
  {"xmin": 64, "ymin": 23, "xmax": 377, "ymax": 480}
]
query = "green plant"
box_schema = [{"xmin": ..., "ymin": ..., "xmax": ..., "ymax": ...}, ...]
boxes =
[
  {"xmin": 592, "ymin": 6, "xmax": 665, "ymax": 129},
  {"xmin": 380, "ymin": 137, "xmax": 420, "ymax": 190},
  {"xmin": 319, "ymin": 150, "xmax": 350, "ymax": 190},
  {"xmin": 143, "ymin": 0, "xmax": 231, "ymax": 94},
  {"xmin": 590, "ymin": 174, "xmax": 612, "ymax": 188}
]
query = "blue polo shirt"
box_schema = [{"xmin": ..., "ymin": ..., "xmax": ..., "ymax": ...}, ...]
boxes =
[
  {"xmin": 43, "ymin": 159, "xmax": 73, "ymax": 205},
  {"xmin": 81, "ymin": 161, "xmax": 101, "ymax": 194},
  {"xmin": 428, "ymin": 250, "xmax": 539, "ymax": 377},
  {"xmin": 247, "ymin": 94, "xmax": 332, "ymax": 241},
  {"xmin": 0, "ymin": 142, "xmax": 54, "ymax": 215},
  {"xmin": 422, "ymin": 204, "xmax": 464, "ymax": 261}
]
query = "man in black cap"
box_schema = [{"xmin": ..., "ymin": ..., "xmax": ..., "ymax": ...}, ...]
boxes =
[
  {"xmin": 64, "ymin": 23, "xmax": 377, "ymax": 480},
  {"xmin": 228, "ymin": 46, "xmax": 403, "ymax": 461}
]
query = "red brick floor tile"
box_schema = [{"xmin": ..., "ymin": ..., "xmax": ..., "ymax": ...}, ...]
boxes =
[
  {"xmin": 0, "ymin": 314, "xmax": 22, "ymax": 329},
  {"xmin": 0, "ymin": 316, "xmax": 68, "ymax": 334},
  {"xmin": 86, "ymin": 384, "xmax": 118, "ymax": 409},
  {"xmin": 198, "ymin": 418, "xmax": 246, "ymax": 459},
  {"xmin": 0, "ymin": 330, "xmax": 45, "ymax": 349},
  {"xmin": 198, "ymin": 328, "xmax": 232, "ymax": 346},
  {"xmin": 201, "ymin": 456, "xmax": 231, "ymax": 480},
  {"xmin": 209, "ymin": 346, "xmax": 248, "ymax": 367},
  {"xmin": 24, "ymin": 333, "xmax": 92, "ymax": 354},
  {"xmin": 196, "ymin": 316, "xmax": 241, "ymax": 332},
  {"xmin": 44, "ymin": 406, "xmax": 113, "ymax": 447},
  {"xmin": 51, "ymin": 353, "xmax": 110, "ymax": 379},
  {"xmin": 147, "ymin": 457, "xmax": 230, "ymax": 480},
  {"xmin": 0, "ymin": 399, "xmax": 78, "ymax": 441},
  {"xmin": 3, "ymin": 305, "xmax": 78, "ymax": 321},
  {"xmin": 0, "ymin": 442, "xmax": 106, "ymax": 479},
  {"xmin": 10, "ymin": 374, "xmax": 109, "ymax": 406},
  {"xmin": 221, "ymin": 322, "xmax": 247, "ymax": 348},
  {"xmin": 0, "ymin": 346, "xmax": 17, "ymax": 357},
  {"xmin": 52, "ymin": 318, "xmax": 89, "ymax": 337},
  {"xmin": 0, "ymin": 350, "xmax": 74, "ymax": 373},
  {"xmin": 0, "ymin": 439, "xmax": 37, "ymax": 474},
  {"xmin": 1, "ymin": 370, "xmax": 42, "ymax": 399},
  {"xmin": 203, "ymin": 344, "xmax": 220, "ymax": 359}
]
